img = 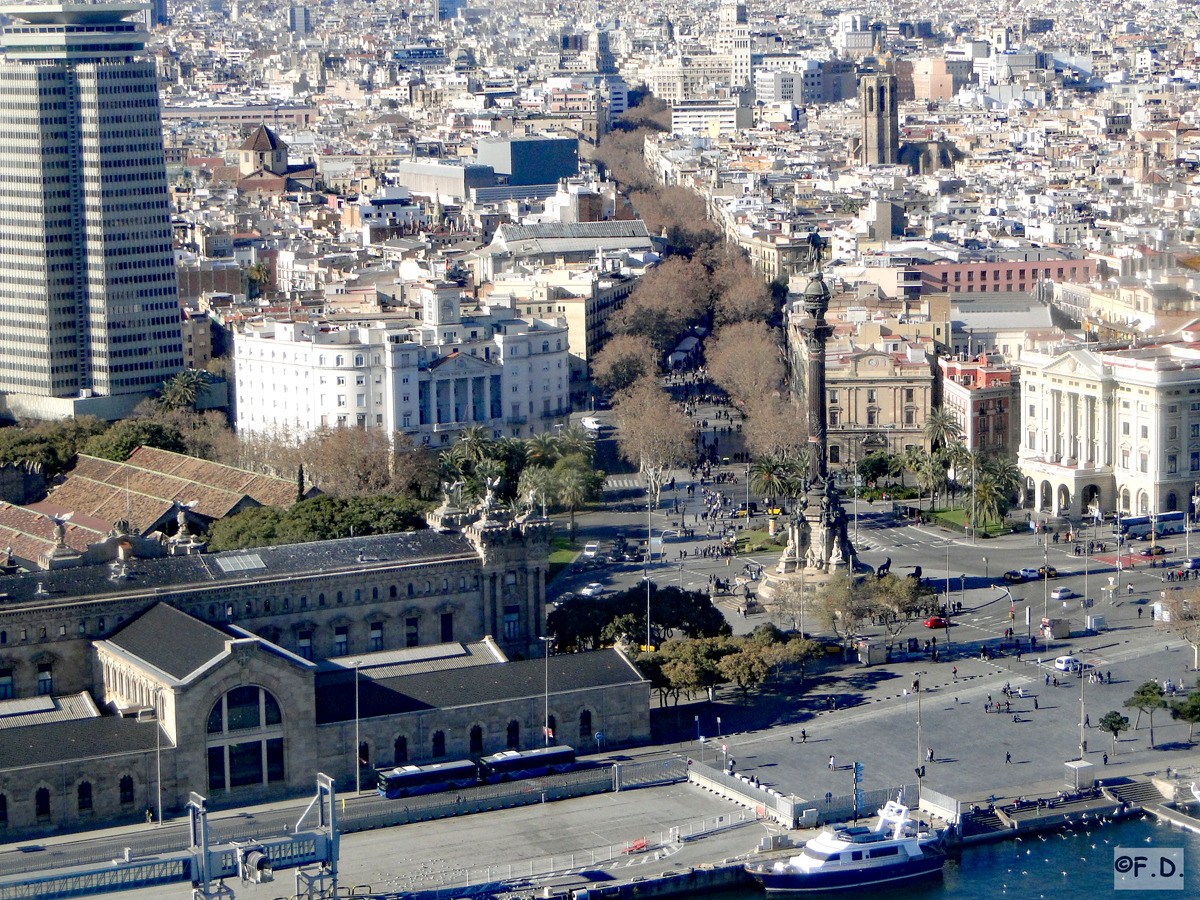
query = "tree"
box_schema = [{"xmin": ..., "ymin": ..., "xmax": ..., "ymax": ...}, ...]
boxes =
[
  {"xmin": 627, "ymin": 186, "xmax": 719, "ymax": 254},
  {"xmin": 870, "ymin": 574, "xmax": 930, "ymax": 649},
  {"xmin": 769, "ymin": 577, "xmax": 812, "ymax": 632},
  {"xmin": 1125, "ymin": 681, "xmax": 1167, "ymax": 749},
  {"xmin": 552, "ymin": 459, "xmax": 596, "ymax": 540},
  {"xmin": 923, "ymin": 408, "xmax": 962, "ymax": 453},
  {"xmin": 612, "ymin": 256, "xmax": 711, "ymax": 351},
  {"xmin": 391, "ymin": 446, "xmax": 441, "ymax": 501},
  {"xmin": 615, "ymin": 376, "xmax": 695, "ymax": 509},
  {"xmin": 718, "ymin": 644, "xmax": 771, "ymax": 702},
  {"xmin": 1154, "ymin": 593, "xmax": 1200, "ymax": 671},
  {"xmin": 1170, "ymin": 684, "xmax": 1200, "ymax": 743},
  {"xmin": 298, "ymin": 427, "xmax": 393, "ymax": 497},
  {"xmin": 1099, "ymin": 710, "xmax": 1131, "ymax": 756},
  {"xmin": 981, "ymin": 455, "xmax": 1022, "ymax": 501},
  {"xmin": 973, "ymin": 474, "xmax": 1012, "ymax": 530},
  {"xmin": 660, "ymin": 637, "xmax": 732, "ymax": 702},
  {"xmin": 813, "ymin": 572, "xmax": 873, "ymax": 646},
  {"xmin": 524, "ymin": 432, "xmax": 560, "ymax": 469},
  {"xmin": 706, "ymin": 321, "xmax": 784, "ymax": 406},
  {"xmin": 708, "ymin": 245, "xmax": 776, "ymax": 326},
  {"xmin": 296, "ymin": 463, "xmax": 306, "ymax": 504},
  {"xmin": 517, "ymin": 464, "xmax": 558, "ymax": 519},
  {"xmin": 246, "ymin": 261, "xmax": 272, "ymax": 298},
  {"xmin": 157, "ymin": 369, "xmax": 208, "ymax": 411},
  {"xmin": 591, "ymin": 334, "xmax": 657, "ymax": 394},
  {"xmin": 857, "ymin": 450, "xmax": 892, "ymax": 486},
  {"xmin": 82, "ymin": 420, "xmax": 187, "ymax": 461},
  {"xmin": 749, "ymin": 455, "xmax": 789, "ymax": 506},
  {"xmin": 943, "ymin": 441, "xmax": 971, "ymax": 505},
  {"xmin": 743, "ymin": 396, "xmax": 808, "ymax": 461}
]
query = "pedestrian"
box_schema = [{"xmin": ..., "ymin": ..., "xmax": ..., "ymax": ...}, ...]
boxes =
[
  {"xmin": 1138, "ymin": 607, "xmax": 1144, "ymax": 619},
  {"xmin": 1005, "ymin": 752, "xmax": 1012, "ymax": 764},
  {"xmin": 1045, "ymin": 673, "xmax": 1050, "ymax": 685},
  {"xmin": 1085, "ymin": 713, "xmax": 1090, "ymax": 728},
  {"xmin": 790, "ymin": 735, "xmax": 794, "ymax": 743},
  {"xmin": 1103, "ymin": 752, "xmax": 1108, "ymax": 765},
  {"xmin": 1034, "ymin": 697, "xmax": 1039, "ymax": 710},
  {"xmin": 829, "ymin": 755, "xmax": 836, "ymax": 770},
  {"xmin": 145, "ymin": 808, "xmax": 154, "ymax": 824},
  {"xmin": 952, "ymin": 666, "xmax": 958, "ymax": 680},
  {"xmin": 801, "ymin": 729, "xmax": 807, "ymax": 743},
  {"xmin": 927, "ymin": 747, "xmax": 934, "ymax": 763}
]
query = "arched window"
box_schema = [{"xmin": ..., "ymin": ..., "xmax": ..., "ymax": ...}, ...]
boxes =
[
  {"xmin": 206, "ymin": 686, "xmax": 285, "ymax": 792},
  {"xmin": 507, "ymin": 720, "xmax": 520, "ymax": 750},
  {"xmin": 579, "ymin": 710, "xmax": 592, "ymax": 739},
  {"xmin": 425, "ymin": 581, "xmax": 431, "ymax": 594},
  {"xmin": 0, "ymin": 630, "xmax": 5, "ymax": 645},
  {"xmin": 393, "ymin": 736, "xmax": 407, "ymax": 765},
  {"xmin": 337, "ymin": 591, "xmax": 344, "ymax": 604},
  {"xmin": 432, "ymin": 731, "xmax": 446, "ymax": 757},
  {"xmin": 35, "ymin": 787, "xmax": 50, "ymax": 820},
  {"xmin": 319, "ymin": 593, "xmax": 326, "ymax": 606},
  {"xmin": 0, "ymin": 793, "xmax": 7, "ymax": 826},
  {"xmin": 547, "ymin": 715, "xmax": 557, "ymax": 745},
  {"xmin": 441, "ymin": 578, "xmax": 448, "ymax": 592},
  {"xmin": 459, "ymin": 576, "xmax": 466, "ymax": 590},
  {"xmin": 542, "ymin": 341, "xmax": 549, "ymax": 353},
  {"xmin": 77, "ymin": 782, "xmax": 92, "ymax": 812},
  {"xmin": 470, "ymin": 725, "xmax": 483, "ymax": 755},
  {"xmin": 119, "ymin": 776, "xmax": 134, "ymax": 805}
]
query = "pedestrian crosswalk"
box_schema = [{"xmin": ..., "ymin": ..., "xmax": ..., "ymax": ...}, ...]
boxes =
[{"xmin": 605, "ymin": 476, "xmax": 647, "ymax": 490}]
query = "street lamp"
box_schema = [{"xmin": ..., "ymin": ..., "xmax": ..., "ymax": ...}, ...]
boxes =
[
  {"xmin": 982, "ymin": 556, "xmax": 988, "ymax": 579},
  {"xmin": 913, "ymin": 672, "xmax": 926, "ymax": 783},
  {"xmin": 354, "ymin": 659, "xmax": 362, "ymax": 794},
  {"xmin": 154, "ymin": 686, "xmax": 163, "ymax": 826},
  {"xmin": 959, "ymin": 574, "xmax": 965, "ymax": 610},
  {"xmin": 540, "ymin": 636, "xmax": 553, "ymax": 747},
  {"xmin": 1079, "ymin": 665, "xmax": 1087, "ymax": 758}
]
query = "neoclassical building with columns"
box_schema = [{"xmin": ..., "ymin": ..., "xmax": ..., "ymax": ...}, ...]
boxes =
[{"xmin": 1018, "ymin": 341, "xmax": 1200, "ymax": 522}]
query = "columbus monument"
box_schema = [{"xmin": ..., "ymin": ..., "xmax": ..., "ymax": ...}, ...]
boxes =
[{"xmin": 758, "ymin": 234, "xmax": 854, "ymax": 601}]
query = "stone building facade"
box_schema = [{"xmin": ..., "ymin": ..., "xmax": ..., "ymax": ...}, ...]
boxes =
[{"xmin": 0, "ymin": 506, "xmax": 651, "ymax": 839}]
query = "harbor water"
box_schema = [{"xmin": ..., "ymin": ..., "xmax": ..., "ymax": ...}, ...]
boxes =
[{"xmin": 710, "ymin": 815, "xmax": 1200, "ymax": 898}]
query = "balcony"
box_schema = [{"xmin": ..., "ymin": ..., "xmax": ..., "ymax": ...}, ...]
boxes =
[{"xmin": 506, "ymin": 416, "xmax": 527, "ymax": 425}]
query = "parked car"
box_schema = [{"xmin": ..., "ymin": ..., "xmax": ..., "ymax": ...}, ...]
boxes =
[
  {"xmin": 1019, "ymin": 567, "xmax": 1040, "ymax": 580},
  {"xmin": 1050, "ymin": 587, "xmax": 1075, "ymax": 601},
  {"xmin": 557, "ymin": 591, "xmax": 576, "ymax": 604},
  {"xmin": 580, "ymin": 583, "xmax": 605, "ymax": 598},
  {"xmin": 1139, "ymin": 545, "xmax": 1168, "ymax": 557},
  {"xmin": 924, "ymin": 616, "xmax": 950, "ymax": 629},
  {"xmin": 1002, "ymin": 570, "xmax": 1025, "ymax": 583},
  {"xmin": 580, "ymin": 417, "xmax": 602, "ymax": 432},
  {"xmin": 583, "ymin": 542, "xmax": 599, "ymax": 558},
  {"xmin": 1038, "ymin": 565, "xmax": 1059, "ymax": 578},
  {"xmin": 1054, "ymin": 655, "xmax": 1081, "ymax": 672},
  {"xmin": 1187, "ymin": 557, "xmax": 1200, "ymax": 570}
]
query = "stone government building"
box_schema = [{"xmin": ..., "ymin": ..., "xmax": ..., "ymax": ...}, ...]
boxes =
[{"xmin": 0, "ymin": 504, "xmax": 651, "ymax": 837}]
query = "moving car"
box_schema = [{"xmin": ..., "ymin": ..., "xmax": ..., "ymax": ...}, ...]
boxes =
[
  {"xmin": 924, "ymin": 616, "xmax": 950, "ymax": 629},
  {"xmin": 1050, "ymin": 587, "xmax": 1075, "ymax": 601},
  {"xmin": 580, "ymin": 417, "xmax": 602, "ymax": 432},
  {"xmin": 1038, "ymin": 565, "xmax": 1058, "ymax": 578},
  {"xmin": 583, "ymin": 543, "xmax": 599, "ymax": 558},
  {"xmin": 1055, "ymin": 655, "xmax": 1081, "ymax": 672},
  {"xmin": 1002, "ymin": 570, "xmax": 1025, "ymax": 583},
  {"xmin": 1187, "ymin": 558, "xmax": 1200, "ymax": 570},
  {"xmin": 1139, "ymin": 545, "xmax": 1168, "ymax": 557},
  {"xmin": 1019, "ymin": 567, "xmax": 1040, "ymax": 580},
  {"xmin": 580, "ymin": 583, "xmax": 605, "ymax": 598}
]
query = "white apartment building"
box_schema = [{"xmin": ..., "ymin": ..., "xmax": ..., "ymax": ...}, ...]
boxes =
[
  {"xmin": 234, "ymin": 283, "xmax": 571, "ymax": 445},
  {"xmin": 1018, "ymin": 342, "xmax": 1200, "ymax": 522}
]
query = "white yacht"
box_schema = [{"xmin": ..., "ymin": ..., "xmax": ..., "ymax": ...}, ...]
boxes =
[{"xmin": 746, "ymin": 794, "xmax": 946, "ymax": 893}]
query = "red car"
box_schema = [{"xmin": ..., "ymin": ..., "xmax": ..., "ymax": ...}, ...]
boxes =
[{"xmin": 924, "ymin": 616, "xmax": 950, "ymax": 628}]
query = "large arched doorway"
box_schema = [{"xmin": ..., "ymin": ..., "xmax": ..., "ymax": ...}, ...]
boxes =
[
  {"xmin": 1082, "ymin": 485, "xmax": 1101, "ymax": 515},
  {"xmin": 1040, "ymin": 481, "xmax": 1052, "ymax": 512},
  {"xmin": 206, "ymin": 686, "xmax": 285, "ymax": 792},
  {"xmin": 1057, "ymin": 485, "xmax": 1071, "ymax": 517},
  {"xmin": 1167, "ymin": 493, "xmax": 1178, "ymax": 512},
  {"xmin": 506, "ymin": 720, "xmax": 520, "ymax": 750}
]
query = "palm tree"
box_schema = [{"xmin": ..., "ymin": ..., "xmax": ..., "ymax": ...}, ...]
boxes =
[
  {"xmin": 555, "ymin": 466, "xmax": 590, "ymax": 540},
  {"xmin": 750, "ymin": 456, "xmax": 788, "ymax": 506},
  {"xmin": 247, "ymin": 261, "xmax": 271, "ymax": 299},
  {"xmin": 973, "ymin": 474, "xmax": 1004, "ymax": 530},
  {"xmin": 944, "ymin": 440, "xmax": 971, "ymax": 506},
  {"xmin": 524, "ymin": 431, "xmax": 560, "ymax": 468},
  {"xmin": 158, "ymin": 369, "xmax": 207, "ymax": 411},
  {"xmin": 458, "ymin": 425, "xmax": 494, "ymax": 466},
  {"xmin": 517, "ymin": 465, "xmax": 558, "ymax": 518},
  {"xmin": 556, "ymin": 425, "xmax": 594, "ymax": 461},
  {"xmin": 982, "ymin": 455, "xmax": 1022, "ymax": 502},
  {"xmin": 923, "ymin": 407, "xmax": 962, "ymax": 453}
]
